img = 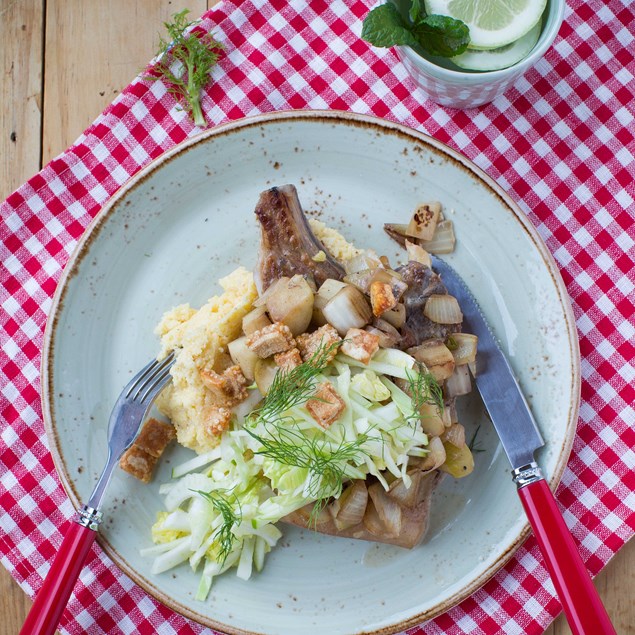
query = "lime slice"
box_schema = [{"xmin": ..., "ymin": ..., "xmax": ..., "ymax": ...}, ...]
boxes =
[
  {"xmin": 424, "ymin": 0, "xmax": 547, "ymax": 49},
  {"xmin": 451, "ymin": 21, "xmax": 541, "ymax": 70}
]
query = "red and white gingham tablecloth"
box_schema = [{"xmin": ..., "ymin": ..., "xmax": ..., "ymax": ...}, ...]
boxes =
[{"xmin": 1, "ymin": 1, "xmax": 634, "ymax": 633}]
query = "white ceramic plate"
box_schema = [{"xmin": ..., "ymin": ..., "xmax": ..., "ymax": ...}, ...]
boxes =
[{"xmin": 43, "ymin": 111, "xmax": 579, "ymax": 635}]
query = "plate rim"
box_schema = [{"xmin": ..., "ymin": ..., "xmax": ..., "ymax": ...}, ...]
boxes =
[{"xmin": 41, "ymin": 109, "xmax": 581, "ymax": 634}]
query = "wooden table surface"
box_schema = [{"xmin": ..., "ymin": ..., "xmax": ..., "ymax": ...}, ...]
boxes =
[{"xmin": 1, "ymin": 2, "xmax": 632, "ymax": 634}]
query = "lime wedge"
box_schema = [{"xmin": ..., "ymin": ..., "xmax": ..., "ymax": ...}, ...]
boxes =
[
  {"xmin": 451, "ymin": 21, "xmax": 541, "ymax": 70},
  {"xmin": 424, "ymin": 0, "xmax": 547, "ymax": 49}
]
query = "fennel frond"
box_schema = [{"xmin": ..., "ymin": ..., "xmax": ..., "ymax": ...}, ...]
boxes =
[
  {"xmin": 406, "ymin": 363, "xmax": 444, "ymax": 418},
  {"xmin": 147, "ymin": 9, "xmax": 224, "ymax": 127},
  {"xmin": 251, "ymin": 340, "xmax": 342, "ymax": 426},
  {"xmin": 194, "ymin": 489, "xmax": 241, "ymax": 564},
  {"xmin": 247, "ymin": 421, "xmax": 368, "ymax": 509}
]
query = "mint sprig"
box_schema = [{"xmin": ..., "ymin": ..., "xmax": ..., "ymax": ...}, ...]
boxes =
[{"xmin": 361, "ymin": 2, "xmax": 470, "ymax": 58}]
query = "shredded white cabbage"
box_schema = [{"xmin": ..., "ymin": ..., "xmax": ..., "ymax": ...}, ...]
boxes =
[{"xmin": 145, "ymin": 348, "xmax": 431, "ymax": 598}]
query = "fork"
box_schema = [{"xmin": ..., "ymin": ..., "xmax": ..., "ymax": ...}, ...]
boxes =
[{"xmin": 20, "ymin": 352, "xmax": 175, "ymax": 635}]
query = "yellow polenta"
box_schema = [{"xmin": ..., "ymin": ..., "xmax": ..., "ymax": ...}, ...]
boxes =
[
  {"xmin": 156, "ymin": 225, "xmax": 358, "ymax": 454},
  {"xmin": 309, "ymin": 219, "xmax": 362, "ymax": 260},
  {"xmin": 155, "ymin": 267, "xmax": 258, "ymax": 453}
]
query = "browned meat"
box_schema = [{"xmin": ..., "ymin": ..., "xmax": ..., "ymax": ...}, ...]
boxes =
[
  {"xmin": 254, "ymin": 185, "xmax": 345, "ymax": 292},
  {"xmin": 397, "ymin": 261, "xmax": 461, "ymax": 349}
]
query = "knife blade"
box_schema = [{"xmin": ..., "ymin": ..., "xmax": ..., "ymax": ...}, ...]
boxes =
[
  {"xmin": 431, "ymin": 255, "xmax": 615, "ymax": 635},
  {"xmin": 431, "ymin": 255, "xmax": 544, "ymax": 472}
]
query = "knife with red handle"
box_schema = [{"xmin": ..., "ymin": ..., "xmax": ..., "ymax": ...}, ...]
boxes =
[{"xmin": 432, "ymin": 255, "xmax": 616, "ymax": 635}]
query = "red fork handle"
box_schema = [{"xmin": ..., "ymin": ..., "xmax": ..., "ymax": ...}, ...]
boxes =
[
  {"xmin": 20, "ymin": 519, "xmax": 97, "ymax": 635},
  {"xmin": 517, "ymin": 478, "xmax": 616, "ymax": 635}
]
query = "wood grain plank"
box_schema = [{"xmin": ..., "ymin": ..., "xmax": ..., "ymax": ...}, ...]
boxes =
[
  {"xmin": 1, "ymin": 3, "xmax": 204, "ymax": 634},
  {"xmin": 42, "ymin": 0, "xmax": 208, "ymax": 163},
  {"xmin": 0, "ymin": 2, "xmax": 45, "ymax": 630},
  {"xmin": 0, "ymin": 0, "xmax": 44, "ymax": 201},
  {"xmin": 544, "ymin": 537, "xmax": 635, "ymax": 635}
]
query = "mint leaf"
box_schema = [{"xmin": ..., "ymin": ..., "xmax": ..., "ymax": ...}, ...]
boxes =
[
  {"xmin": 409, "ymin": 0, "xmax": 423, "ymax": 24},
  {"xmin": 413, "ymin": 14, "xmax": 470, "ymax": 57},
  {"xmin": 361, "ymin": 4, "xmax": 418, "ymax": 48}
]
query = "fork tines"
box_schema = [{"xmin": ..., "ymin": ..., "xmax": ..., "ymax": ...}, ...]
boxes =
[{"xmin": 126, "ymin": 352, "xmax": 175, "ymax": 403}]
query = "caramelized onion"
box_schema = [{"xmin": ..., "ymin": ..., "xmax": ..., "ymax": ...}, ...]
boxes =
[
  {"xmin": 381, "ymin": 303, "xmax": 406, "ymax": 329},
  {"xmin": 441, "ymin": 423, "xmax": 466, "ymax": 448},
  {"xmin": 265, "ymin": 274, "xmax": 315, "ymax": 335},
  {"xmin": 405, "ymin": 239, "xmax": 432, "ymax": 268},
  {"xmin": 445, "ymin": 364, "xmax": 472, "ymax": 397},
  {"xmin": 343, "ymin": 269, "xmax": 375, "ymax": 293},
  {"xmin": 330, "ymin": 480, "xmax": 368, "ymax": 530},
  {"xmin": 449, "ymin": 333, "xmax": 478, "ymax": 365},
  {"xmin": 372, "ymin": 318, "xmax": 402, "ymax": 348},
  {"xmin": 365, "ymin": 326, "xmax": 399, "ymax": 349},
  {"xmin": 423, "ymin": 294, "xmax": 463, "ymax": 324},
  {"xmin": 314, "ymin": 278, "xmax": 348, "ymax": 326},
  {"xmin": 388, "ymin": 471, "xmax": 425, "ymax": 508},
  {"xmin": 421, "ymin": 219, "xmax": 456, "ymax": 254},
  {"xmin": 416, "ymin": 436, "xmax": 446, "ymax": 472},
  {"xmin": 408, "ymin": 340, "xmax": 455, "ymax": 381},
  {"xmin": 367, "ymin": 484, "xmax": 402, "ymax": 537},
  {"xmin": 406, "ymin": 202, "xmax": 441, "ymax": 241},
  {"xmin": 344, "ymin": 250, "xmax": 382, "ymax": 275},
  {"xmin": 322, "ymin": 285, "xmax": 372, "ymax": 335}
]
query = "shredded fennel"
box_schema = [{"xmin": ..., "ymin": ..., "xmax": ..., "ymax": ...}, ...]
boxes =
[{"xmin": 146, "ymin": 346, "xmax": 438, "ymax": 599}]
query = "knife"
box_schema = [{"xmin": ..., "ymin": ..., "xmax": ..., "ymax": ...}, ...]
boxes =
[{"xmin": 431, "ymin": 255, "xmax": 616, "ymax": 635}]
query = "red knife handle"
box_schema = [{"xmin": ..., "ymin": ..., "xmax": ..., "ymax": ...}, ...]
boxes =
[
  {"xmin": 20, "ymin": 515, "xmax": 99, "ymax": 635},
  {"xmin": 517, "ymin": 476, "xmax": 616, "ymax": 635}
]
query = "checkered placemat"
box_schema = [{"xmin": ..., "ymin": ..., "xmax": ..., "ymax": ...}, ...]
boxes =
[{"xmin": 1, "ymin": 0, "xmax": 634, "ymax": 633}]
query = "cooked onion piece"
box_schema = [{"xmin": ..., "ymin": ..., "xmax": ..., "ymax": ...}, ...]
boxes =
[
  {"xmin": 423, "ymin": 294, "xmax": 463, "ymax": 324},
  {"xmin": 440, "ymin": 422, "xmax": 466, "ymax": 448},
  {"xmin": 367, "ymin": 484, "xmax": 402, "ymax": 537},
  {"xmin": 343, "ymin": 269, "xmax": 374, "ymax": 294},
  {"xmin": 445, "ymin": 364, "xmax": 472, "ymax": 397},
  {"xmin": 449, "ymin": 333, "xmax": 478, "ymax": 366},
  {"xmin": 414, "ymin": 436, "xmax": 446, "ymax": 472},
  {"xmin": 405, "ymin": 239, "xmax": 432, "ymax": 268},
  {"xmin": 421, "ymin": 219, "xmax": 456, "ymax": 254},
  {"xmin": 253, "ymin": 358, "xmax": 278, "ymax": 395},
  {"xmin": 372, "ymin": 318, "xmax": 402, "ymax": 348},
  {"xmin": 265, "ymin": 274, "xmax": 314, "ymax": 335},
  {"xmin": 380, "ymin": 302, "xmax": 406, "ymax": 329},
  {"xmin": 330, "ymin": 480, "xmax": 368, "ymax": 530},
  {"xmin": 419, "ymin": 402, "xmax": 446, "ymax": 436},
  {"xmin": 384, "ymin": 222, "xmax": 409, "ymax": 242},
  {"xmin": 344, "ymin": 250, "xmax": 382, "ymax": 275},
  {"xmin": 344, "ymin": 267, "xmax": 407, "ymax": 300},
  {"xmin": 388, "ymin": 470, "xmax": 423, "ymax": 508},
  {"xmin": 242, "ymin": 306, "xmax": 271, "ymax": 336},
  {"xmin": 322, "ymin": 285, "xmax": 372, "ymax": 335},
  {"xmin": 408, "ymin": 340, "xmax": 455, "ymax": 381},
  {"xmin": 313, "ymin": 278, "xmax": 348, "ymax": 326},
  {"xmin": 365, "ymin": 326, "xmax": 398, "ymax": 349},
  {"xmin": 227, "ymin": 336, "xmax": 259, "ymax": 381},
  {"xmin": 406, "ymin": 202, "xmax": 441, "ymax": 241}
]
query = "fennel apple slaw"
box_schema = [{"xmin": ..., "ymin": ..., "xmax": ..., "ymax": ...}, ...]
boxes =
[{"xmin": 142, "ymin": 189, "xmax": 477, "ymax": 600}]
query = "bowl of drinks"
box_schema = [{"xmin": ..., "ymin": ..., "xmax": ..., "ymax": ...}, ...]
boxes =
[{"xmin": 362, "ymin": 0, "xmax": 565, "ymax": 109}]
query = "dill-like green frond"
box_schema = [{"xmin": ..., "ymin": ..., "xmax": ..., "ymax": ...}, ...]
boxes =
[
  {"xmin": 468, "ymin": 424, "xmax": 485, "ymax": 453},
  {"xmin": 250, "ymin": 340, "xmax": 342, "ymax": 426},
  {"xmin": 146, "ymin": 9, "xmax": 224, "ymax": 127},
  {"xmin": 193, "ymin": 489, "xmax": 241, "ymax": 564},
  {"xmin": 247, "ymin": 422, "xmax": 367, "ymax": 500},
  {"xmin": 406, "ymin": 363, "xmax": 444, "ymax": 418}
]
